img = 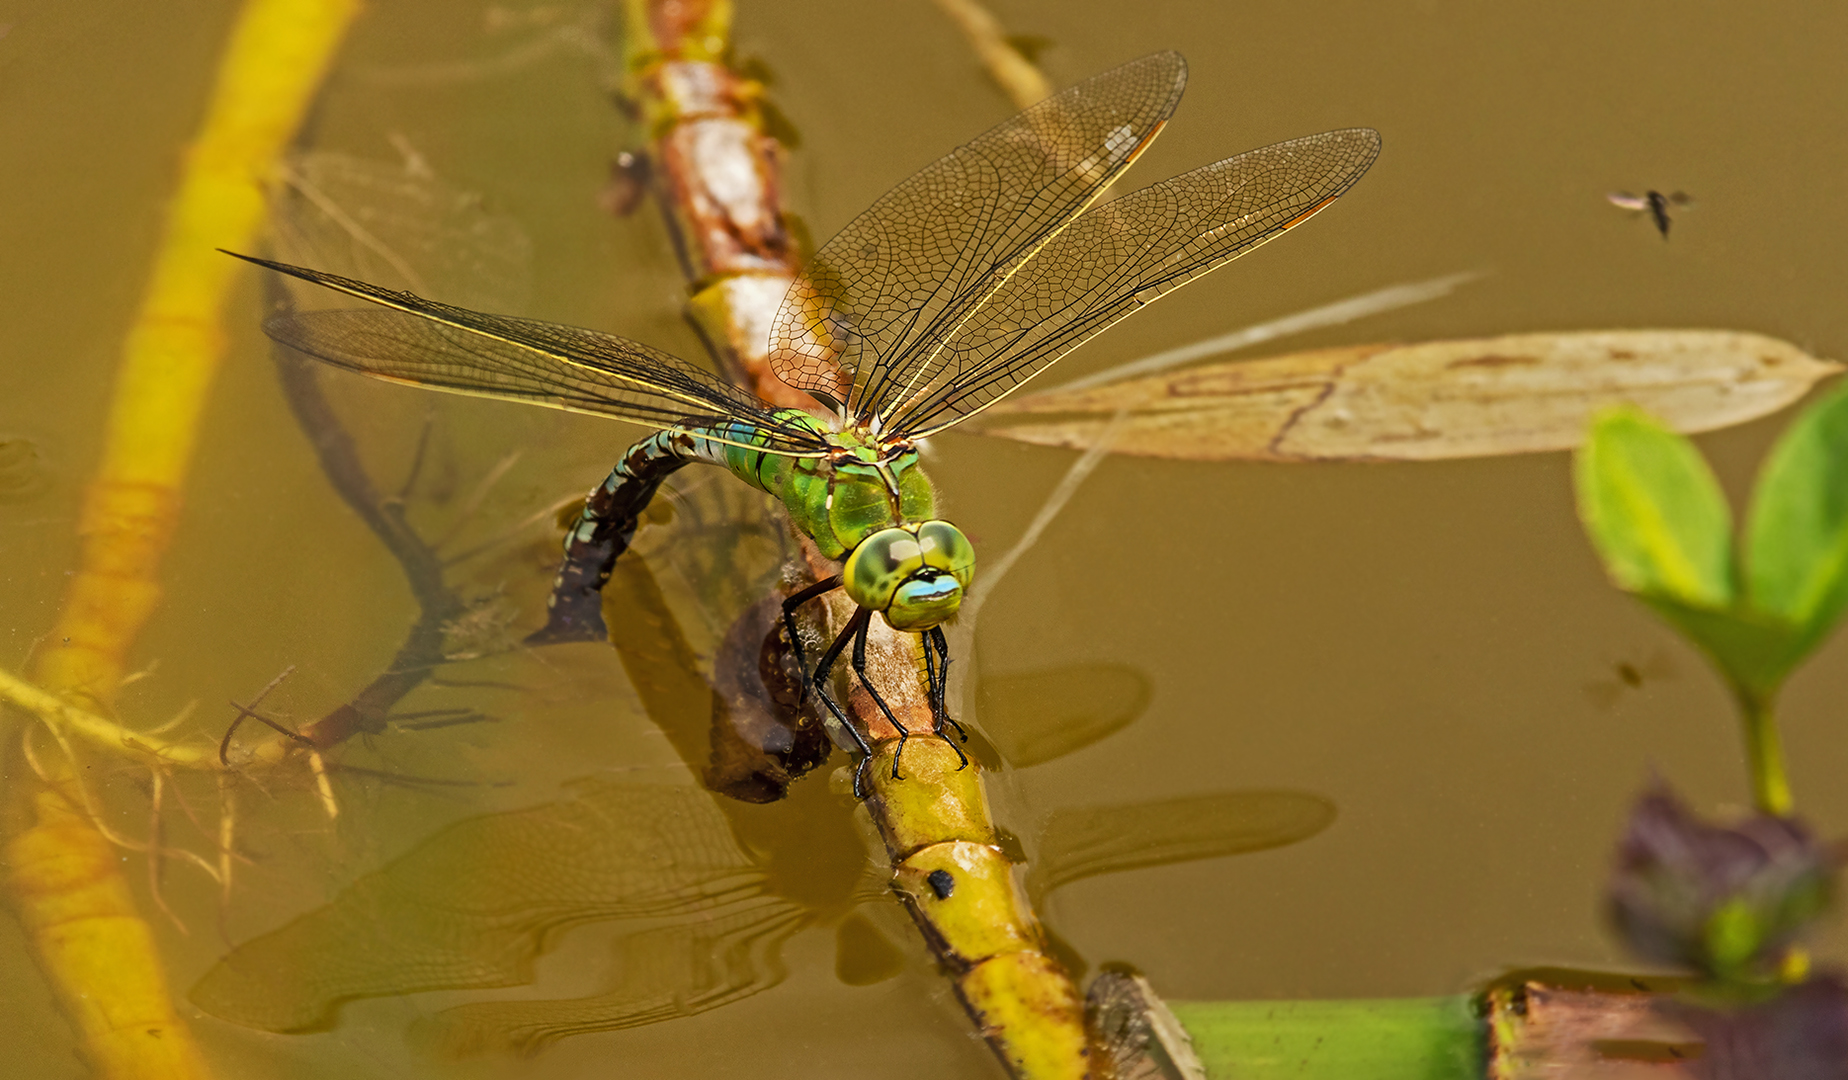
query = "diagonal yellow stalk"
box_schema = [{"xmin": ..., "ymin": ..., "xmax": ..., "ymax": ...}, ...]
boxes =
[
  {"xmin": 627, "ymin": 2, "xmax": 1091, "ymax": 1075},
  {"xmin": 3, "ymin": 2, "xmax": 359, "ymax": 1077},
  {"xmin": 930, "ymin": 0, "xmax": 1052, "ymax": 108}
]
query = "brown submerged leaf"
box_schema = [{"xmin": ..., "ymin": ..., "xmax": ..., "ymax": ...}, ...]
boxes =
[{"xmin": 973, "ymin": 331, "xmax": 1841, "ymax": 461}]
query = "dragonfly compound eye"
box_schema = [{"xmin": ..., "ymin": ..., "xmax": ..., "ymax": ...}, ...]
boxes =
[
  {"xmin": 915, "ymin": 520, "xmax": 975, "ymax": 589},
  {"xmin": 844, "ymin": 527, "xmax": 926, "ymax": 612},
  {"xmin": 844, "ymin": 521, "xmax": 975, "ymax": 632}
]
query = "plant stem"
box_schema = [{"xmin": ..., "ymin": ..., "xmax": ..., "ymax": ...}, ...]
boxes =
[{"xmin": 1738, "ymin": 688, "xmax": 1794, "ymax": 817}]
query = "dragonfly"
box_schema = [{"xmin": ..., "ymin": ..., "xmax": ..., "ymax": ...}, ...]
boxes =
[{"xmin": 229, "ymin": 51, "xmax": 1379, "ymax": 793}]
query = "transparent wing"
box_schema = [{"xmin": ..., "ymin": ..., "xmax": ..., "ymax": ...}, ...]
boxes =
[
  {"xmin": 886, "ymin": 128, "xmax": 1383, "ymax": 438},
  {"xmin": 767, "ymin": 51, "xmax": 1188, "ymax": 418},
  {"xmin": 232, "ymin": 254, "xmax": 832, "ymax": 457}
]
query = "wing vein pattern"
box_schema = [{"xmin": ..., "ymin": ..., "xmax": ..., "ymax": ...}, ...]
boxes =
[
  {"xmin": 239, "ymin": 255, "xmax": 833, "ymax": 457},
  {"xmin": 768, "ymin": 52, "xmax": 1190, "ymax": 423},
  {"xmin": 889, "ymin": 128, "xmax": 1383, "ymax": 437}
]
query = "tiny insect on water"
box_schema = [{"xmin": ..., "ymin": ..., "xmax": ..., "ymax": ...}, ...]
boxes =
[{"xmin": 229, "ymin": 52, "xmax": 1379, "ymax": 794}]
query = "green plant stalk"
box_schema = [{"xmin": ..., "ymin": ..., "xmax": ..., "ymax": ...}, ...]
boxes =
[
  {"xmin": 1735, "ymin": 686, "xmax": 1794, "ymax": 817},
  {"xmin": 1170, "ymin": 996, "xmax": 1481, "ymax": 1079}
]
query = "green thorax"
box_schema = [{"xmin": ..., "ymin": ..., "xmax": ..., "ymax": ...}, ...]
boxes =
[{"xmin": 720, "ymin": 409, "xmax": 936, "ymax": 559}]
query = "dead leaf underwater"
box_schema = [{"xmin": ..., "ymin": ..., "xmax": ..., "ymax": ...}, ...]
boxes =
[{"xmin": 973, "ymin": 330, "xmax": 1840, "ymax": 462}]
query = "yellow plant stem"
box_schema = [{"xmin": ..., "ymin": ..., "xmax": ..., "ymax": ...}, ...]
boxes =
[
  {"xmin": 872, "ymin": 740, "xmax": 1093, "ymax": 1078},
  {"xmin": 6, "ymin": 1, "xmax": 360, "ymax": 1077},
  {"xmin": 1738, "ymin": 688, "xmax": 1794, "ymax": 817},
  {"xmin": 35, "ymin": 0, "xmax": 357, "ymax": 700},
  {"xmin": 929, "ymin": 0, "xmax": 1051, "ymax": 108},
  {"xmin": 0, "ymin": 663, "xmax": 296, "ymax": 771}
]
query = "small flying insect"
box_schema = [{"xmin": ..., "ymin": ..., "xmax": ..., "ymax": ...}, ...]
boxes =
[
  {"xmin": 228, "ymin": 53, "xmax": 1379, "ymax": 793},
  {"xmin": 1607, "ymin": 189, "xmax": 1693, "ymax": 239}
]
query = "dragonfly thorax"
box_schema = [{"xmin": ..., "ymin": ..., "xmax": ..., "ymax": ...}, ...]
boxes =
[{"xmin": 724, "ymin": 415, "xmax": 973, "ymax": 628}]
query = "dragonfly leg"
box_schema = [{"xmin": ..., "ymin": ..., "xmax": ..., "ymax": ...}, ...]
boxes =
[
  {"xmin": 810, "ymin": 607, "xmax": 875, "ymax": 797},
  {"xmin": 779, "ymin": 574, "xmax": 843, "ymax": 702},
  {"xmin": 526, "ymin": 433, "xmax": 699, "ymax": 646},
  {"xmin": 850, "ymin": 615, "xmax": 913, "ymax": 781},
  {"xmin": 919, "ymin": 630, "xmax": 969, "ymax": 771},
  {"xmin": 925, "ymin": 627, "xmax": 969, "ymax": 754}
]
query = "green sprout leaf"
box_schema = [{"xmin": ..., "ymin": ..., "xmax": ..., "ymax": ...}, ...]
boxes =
[
  {"xmin": 1576, "ymin": 406, "xmax": 1735, "ymax": 610},
  {"xmin": 1746, "ymin": 380, "xmax": 1848, "ymax": 662},
  {"xmin": 1638, "ymin": 597, "xmax": 1805, "ymax": 701},
  {"xmin": 1575, "ymin": 388, "xmax": 1848, "ymax": 814}
]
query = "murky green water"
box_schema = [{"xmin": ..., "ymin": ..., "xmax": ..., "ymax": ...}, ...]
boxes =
[{"xmin": 5, "ymin": 1, "xmax": 1848, "ymax": 1076}]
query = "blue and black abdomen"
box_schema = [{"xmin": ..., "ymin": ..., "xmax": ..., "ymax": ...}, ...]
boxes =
[{"xmin": 526, "ymin": 427, "xmax": 726, "ymax": 644}]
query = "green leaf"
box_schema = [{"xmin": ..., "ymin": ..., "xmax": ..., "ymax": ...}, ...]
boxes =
[
  {"xmin": 1641, "ymin": 596, "xmax": 1805, "ymax": 700},
  {"xmin": 1575, "ymin": 406, "xmax": 1736, "ymax": 609},
  {"xmin": 1746, "ymin": 379, "xmax": 1848, "ymax": 659}
]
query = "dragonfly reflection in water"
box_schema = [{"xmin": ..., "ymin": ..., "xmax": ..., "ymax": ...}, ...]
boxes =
[
  {"xmin": 190, "ymin": 677, "xmax": 1335, "ymax": 1053},
  {"xmin": 190, "ymin": 445, "xmax": 1337, "ymax": 1052},
  {"xmin": 229, "ymin": 51, "xmax": 1380, "ymax": 793}
]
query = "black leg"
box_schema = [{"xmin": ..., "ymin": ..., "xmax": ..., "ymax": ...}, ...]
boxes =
[
  {"xmin": 926, "ymin": 627, "xmax": 969, "ymax": 752},
  {"xmin": 810, "ymin": 606, "xmax": 875, "ymax": 796},
  {"xmin": 779, "ymin": 574, "xmax": 842, "ymax": 701},
  {"xmin": 850, "ymin": 615, "xmax": 912, "ymax": 780},
  {"xmin": 921, "ymin": 628, "xmax": 947, "ymax": 722}
]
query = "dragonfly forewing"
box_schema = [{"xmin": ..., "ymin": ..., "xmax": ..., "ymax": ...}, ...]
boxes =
[
  {"xmin": 768, "ymin": 51, "xmax": 1188, "ymax": 419},
  {"xmin": 889, "ymin": 127, "xmax": 1383, "ymax": 437}
]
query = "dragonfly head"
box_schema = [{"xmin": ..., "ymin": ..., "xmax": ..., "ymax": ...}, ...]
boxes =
[{"xmin": 843, "ymin": 520, "xmax": 976, "ymax": 631}]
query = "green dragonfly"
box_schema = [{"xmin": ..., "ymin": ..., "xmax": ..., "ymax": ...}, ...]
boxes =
[{"xmin": 229, "ymin": 51, "xmax": 1378, "ymax": 792}]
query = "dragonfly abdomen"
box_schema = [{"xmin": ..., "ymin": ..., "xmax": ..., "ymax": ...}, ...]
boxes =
[{"xmin": 528, "ymin": 427, "xmax": 729, "ymax": 644}]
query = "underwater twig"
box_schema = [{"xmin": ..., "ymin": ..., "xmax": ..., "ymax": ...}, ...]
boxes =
[
  {"xmin": 441, "ymin": 494, "xmax": 578, "ymax": 567},
  {"xmin": 1048, "ymin": 270, "xmax": 1484, "ymax": 395},
  {"xmin": 265, "ymin": 307, "xmax": 475, "ymax": 751},
  {"xmin": 216, "ymin": 775, "xmax": 237, "ymax": 911},
  {"xmin": 962, "ymin": 409, "xmax": 1128, "ymax": 628},
  {"xmin": 429, "ymin": 450, "xmax": 521, "ymax": 552},
  {"xmin": 3, "ymin": 3, "xmax": 363, "ymax": 1072},
  {"xmin": 0, "ymin": 663, "xmax": 207, "ymax": 763},
  {"xmin": 930, "ymin": 0, "xmax": 1050, "ymax": 108},
  {"xmin": 305, "ymin": 751, "xmax": 338, "ymax": 818},
  {"xmin": 20, "ymin": 720, "xmax": 222, "ymax": 886},
  {"xmin": 218, "ymin": 665, "xmax": 306, "ymax": 764},
  {"xmin": 388, "ymin": 707, "xmax": 497, "ymax": 730}
]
